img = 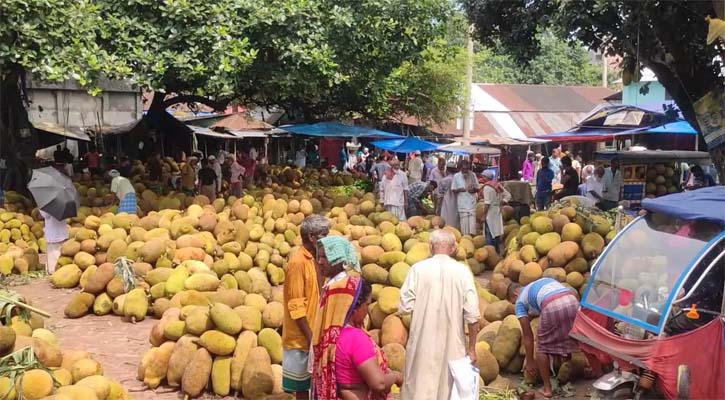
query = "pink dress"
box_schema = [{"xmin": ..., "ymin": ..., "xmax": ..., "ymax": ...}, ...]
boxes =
[{"xmin": 335, "ymin": 326, "xmax": 377, "ymax": 385}]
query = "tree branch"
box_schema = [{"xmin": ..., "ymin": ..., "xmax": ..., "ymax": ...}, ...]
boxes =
[{"xmin": 161, "ymin": 95, "xmax": 230, "ymax": 111}]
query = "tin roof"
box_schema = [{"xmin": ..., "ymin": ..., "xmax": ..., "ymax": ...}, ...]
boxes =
[
  {"xmin": 404, "ymin": 84, "xmax": 614, "ymax": 139},
  {"xmin": 476, "ymin": 84, "xmax": 614, "ymax": 112}
]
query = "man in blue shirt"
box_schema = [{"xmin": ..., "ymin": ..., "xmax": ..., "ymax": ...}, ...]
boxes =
[
  {"xmin": 508, "ymin": 278, "xmax": 579, "ymax": 398},
  {"xmin": 535, "ymin": 157, "xmax": 555, "ymax": 211},
  {"xmin": 548, "ymin": 148, "xmax": 562, "ymax": 182}
]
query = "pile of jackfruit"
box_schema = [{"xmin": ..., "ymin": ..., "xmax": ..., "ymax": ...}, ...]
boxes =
[{"xmin": 0, "ymin": 296, "xmax": 131, "ymax": 400}]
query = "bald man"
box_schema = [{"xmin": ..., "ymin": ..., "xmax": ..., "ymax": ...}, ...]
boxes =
[{"xmin": 398, "ymin": 229, "xmax": 480, "ymax": 400}]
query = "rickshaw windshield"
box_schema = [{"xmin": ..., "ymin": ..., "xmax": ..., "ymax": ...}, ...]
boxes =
[{"xmin": 581, "ymin": 213, "xmax": 719, "ymax": 333}]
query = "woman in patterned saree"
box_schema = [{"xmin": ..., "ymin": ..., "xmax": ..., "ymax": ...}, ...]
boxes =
[{"xmin": 311, "ymin": 236, "xmax": 400, "ymax": 400}]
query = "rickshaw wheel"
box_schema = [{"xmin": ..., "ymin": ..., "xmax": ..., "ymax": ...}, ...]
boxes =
[
  {"xmin": 676, "ymin": 365, "xmax": 690, "ymax": 400},
  {"xmin": 591, "ymin": 383, "xmax": 635, "ymax": 400}
]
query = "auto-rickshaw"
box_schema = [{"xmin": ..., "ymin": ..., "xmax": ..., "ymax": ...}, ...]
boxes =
[{"xmin": 571, "ymin": 186, "xmax": 725, "ymax": 399}]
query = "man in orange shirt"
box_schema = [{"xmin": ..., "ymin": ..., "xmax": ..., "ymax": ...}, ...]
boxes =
[{"xmin": 283, "ymin": 214, "xmax": 330, "ymax": 398}]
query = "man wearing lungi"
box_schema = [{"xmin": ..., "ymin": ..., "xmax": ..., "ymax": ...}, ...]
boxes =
[
  {"xmin": 109, "ymin": 170, "xmax": 137, "ymax": 215},
  {"xmin": 508, "ymin": 278, "xmax": 579, "ymax": 398}
]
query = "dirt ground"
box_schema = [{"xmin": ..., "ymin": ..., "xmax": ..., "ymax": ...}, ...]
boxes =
[{"xmin": 12, "ymin": 278, "xmax": 248, "ymax": 400}]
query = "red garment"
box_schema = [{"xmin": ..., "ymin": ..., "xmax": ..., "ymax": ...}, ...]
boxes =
[
  {"xmin": 240, "ymin": 157, "xmax": 255, "ymax": 177},
  {"xmin": 571, "ymin": 310, "xmax": 725, "ymax": 400},
  {"xmin": 84, "ymin": 152, "xmax": 100, "ymax": 168}
]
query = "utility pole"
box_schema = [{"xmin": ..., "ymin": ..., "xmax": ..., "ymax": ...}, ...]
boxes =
[
  {"xmin": 601, "ymin": 53, "xmax": 608, "ymax": 88},
  {"xmin": 462, "ymin": 24, "xmax": 474, "ymax": 143}
]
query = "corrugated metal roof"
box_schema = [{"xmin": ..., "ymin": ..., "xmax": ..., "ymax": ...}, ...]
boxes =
[
  {"xmin": 426, "ymin": 111, "xmax": 587, "ymax": 138},
  {"xmin": 476, "ymin": 84, "xmax": 614, "ymax": 112}
]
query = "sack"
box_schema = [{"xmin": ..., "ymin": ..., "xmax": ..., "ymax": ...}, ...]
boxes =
[{"xmin": 449, "ymin": 356, "xmax": 479, "ymax": 400}]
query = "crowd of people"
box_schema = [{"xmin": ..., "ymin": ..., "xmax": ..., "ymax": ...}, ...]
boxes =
[
  {"xmin": 371, "ymin": 152, "xmax": 511, "ymax": 253},
  {"xmin": 283, "ymin": 215, "xmax": 581, "ymax": 400}
]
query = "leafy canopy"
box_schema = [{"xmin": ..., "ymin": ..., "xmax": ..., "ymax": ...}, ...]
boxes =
[
  {"xmin": 463, "ymin": 0, "xmax": 724, "ymax": 125},
  {"xmin": 0, "ymin": 0, "xmax": 129, "ymax": 91}
]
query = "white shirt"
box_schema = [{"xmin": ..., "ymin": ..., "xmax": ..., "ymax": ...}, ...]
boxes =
[
  {"xmin": 295, "ymin": 150, "xmax": 306, "ymax": 168},
  {"xmin": 602, "ymin": 168, "xmax": 623, "ymax": 201},
  {"xmin": 381, "ymin": 170, "xmax": 409, "ymax": 207},
  {"xmin": 398, "ymin": 254, "xmax": 480, "ymax": 400},
  {"xmin": 451, "ymin": 171, "xmax": 479, "ymax": 212},
  {"xmin": 40, "ymin": 210, "xmax": 68, "ymax": 244},
  {"xmin": 408, "ymin": 157, "xmax": 423, "ymax": 180},
  {"xmin": 585, "ymin": 175, "xmax": 604, "ymax": 202},
  {"xmin": 482, "ymin": 185, "xmax": 511, "ymax": 238},
  {"xmin": 111, "ymin": 176, "xmax": 135, "ymax": 200}
]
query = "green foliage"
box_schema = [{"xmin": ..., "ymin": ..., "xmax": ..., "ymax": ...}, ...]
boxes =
[
  {"xmin": 378, "ymin": 39, "xmax": 466, "ymax": 126},
  {"xmin": 97, "ymin": 0, "xmax": 258, "ymax": 97},
  {"xmin": 233, "ymin": 0, "xmax": 455, "ymax": 120},
  {"xmin": 0, "ymin": 0, "xmax": 129, "ymax": 90},
  {"xmin": 463, "ymin": 0, "xmax": 723, "ymax": 131},
  {"xmin": 473, "ymin": 32, "xmax": 601, "ymax": 86}
]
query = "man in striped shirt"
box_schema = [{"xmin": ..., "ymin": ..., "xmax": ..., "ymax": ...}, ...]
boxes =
[{"xmin": 508, "ymin": 278, "xmax": 579, "ymax": 398}]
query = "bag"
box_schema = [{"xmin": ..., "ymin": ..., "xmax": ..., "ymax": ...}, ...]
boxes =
[{"xmin": 449, "ymin": 356, "xmax": 479, "ymax": 400}]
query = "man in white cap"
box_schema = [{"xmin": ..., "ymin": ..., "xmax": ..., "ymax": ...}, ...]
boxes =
[
  {"xmin": 408, "ymin": 151, "xmax": 423, "ymax": 183},
  {"xmin": 109, "ymin": 169, "xmax": 137, "ymax": 214}
]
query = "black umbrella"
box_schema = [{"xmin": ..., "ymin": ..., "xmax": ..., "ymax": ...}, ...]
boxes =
[{"xmin": 27, "ymin": 167, "xmax": 79, "ymax": 220}]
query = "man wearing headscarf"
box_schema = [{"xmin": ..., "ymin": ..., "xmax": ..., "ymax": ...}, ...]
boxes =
[
  {"xmin": 399, "ymin": 229, "xmax": 480, "ymax": 400},
  {"xmin": 109, "ymin": 169, "xmax": 137, "ymax": 214},
  {"xmin": 310, "ymin": 236, "xmax": 363, "ymax": 400}
]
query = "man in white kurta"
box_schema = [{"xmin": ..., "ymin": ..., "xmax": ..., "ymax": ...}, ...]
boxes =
[
  {"xmin": 481, "ymin": 170, "xmax": 511, "ymax": 252},
  {"xmin": 380, "ymin": 158, "xmax": 408, "ymax": 221},
  {"xmin": 398, "ymin": 229, "xmax": 480, "ymax": 400}
]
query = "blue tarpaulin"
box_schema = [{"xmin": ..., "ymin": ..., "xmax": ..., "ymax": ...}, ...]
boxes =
[
  {"xmin": 642, "ymin": 186, "xmax": 725, "ymax": 228},
  {"xmin": 643, "ymin": 120, "xmax": 698, "ymax": 135},
  {"xmin": 281, "ymin": 121, "xmax": 402, "ymax": 138},
  {"xmin": 370, "ymin": 137, "xmax": 441, "ymax": 153}
]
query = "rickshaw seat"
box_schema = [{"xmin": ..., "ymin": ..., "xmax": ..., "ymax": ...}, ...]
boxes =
[{"xmin": 571, "ymin": 309, "xmax": 725, "ymax": 400}]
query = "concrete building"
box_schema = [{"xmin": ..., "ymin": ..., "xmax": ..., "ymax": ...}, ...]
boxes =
[{"xmin": 26, "ymin": 78, "xmax": 142, "ymax": 157}]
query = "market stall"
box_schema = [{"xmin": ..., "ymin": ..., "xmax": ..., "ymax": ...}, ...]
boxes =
[{"xmin": 594, "ymin": 150, "xmax": 715, "ymax": 206}]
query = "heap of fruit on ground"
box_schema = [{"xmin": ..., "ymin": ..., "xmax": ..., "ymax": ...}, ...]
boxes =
[{"xmin": 0, "ymin": 290, "xmax": 132, "ymax": 400}]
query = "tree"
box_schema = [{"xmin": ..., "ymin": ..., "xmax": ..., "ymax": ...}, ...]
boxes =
[
  {"xmin": 376, "ymin": 39, "xmax": 466, "ymax": 126},
  {"xmin": 99, "ymin": 0, "xmax": 455, "ymax": 124},
  {"xmin": 96, "ymin": 0, "xmax": 259, "ymax": 116},
  {"xmin": 464, "ymin": 0, "xmax": 725, "ymax": 174},
  {"xmin": 0, "ymin": 0, "xmax": 128, "ymax": 171},
  {"xmin": 232, "ymin": 0, "xmax": 454, "ymax": 121},
  {"xmin": 473, "ymin": 32, "xmax": 602, "ymax": 86}
]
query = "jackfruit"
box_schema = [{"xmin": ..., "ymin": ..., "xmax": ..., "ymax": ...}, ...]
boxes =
[
  {"xmin": 230, "ymin": 331, "xmax": 258, "ymax": 392},
  {"xmin": 51, "ymin": 264, "xmax": 83, "ymax": 288},
  {"xmin": 241, "ymin": 347, "xmax": 274, "ymax": 399},
  {"xmin": 377, "ymin": 287, "xmax": 400, "ymax": 314},
  {"xmin": 199, "ymin": 330, "xmax": 236, "ymax": 356},
  {"xmin": 166, "ymin": 336, "xmax": 198, "ymax": 387},
  {"xmin": 64, "ymin": 292, "xmax": 95, "ymax": 319},
  {"xmin": 534, "ymin": 232, "xmax": 561, "ymax": 256},
  {"xmin": 123, "ymin": 288, "xmax": 148, "ymax": 322},
  {"xmin": 261, "ymin": 302, "xmax": 284, "ymax": 329},
  {"xmin": 210, "ymin": 303, "xmax": 243, "ymax": 336},
  {"xmin": 18, "ymin": 369, "xmax": 53, "ymax": 399},
  {"xmin": 258, "ymin": 328, "xmax": 283, "ymax": 364},
  {"xmin": 181, "ymin": 348, "xmax": 213, "ymax": 398}
]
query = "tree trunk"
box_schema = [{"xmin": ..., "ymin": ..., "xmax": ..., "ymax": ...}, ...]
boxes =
[{"xmin": 0, "ymin": 66, "xmax": 37, "ymax": 194}]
